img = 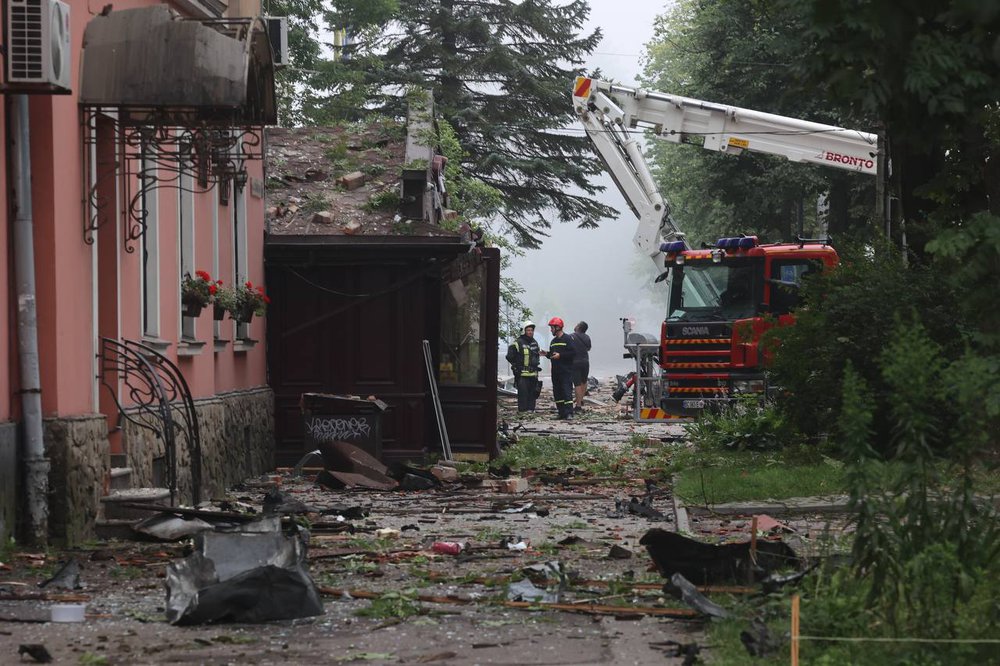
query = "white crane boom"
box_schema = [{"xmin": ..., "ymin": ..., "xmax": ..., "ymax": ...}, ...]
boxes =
[{"xmin": 572, "ymin": 77, "xmax": 878, "ymax": 269}]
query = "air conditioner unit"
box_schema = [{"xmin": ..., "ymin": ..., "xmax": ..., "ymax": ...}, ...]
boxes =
[
  {"xmin": 263, "ymin": 16, "xmax": 289, "ymax": 68},
  {"xmin": 4, "ymin": 0, "xmax": 71, "ymax": 93}
]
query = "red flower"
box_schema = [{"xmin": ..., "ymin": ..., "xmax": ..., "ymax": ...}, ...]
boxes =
[
  {"xmin": 245, "ymin": 281, "xmax": 253, "ymax": 289},
  {"xmin": 208, "ymin": 284, "xmax": 218, "ymax": 295},
  {"xmin": 195, "ymin": 270, "xmax": 212, "ymax": 282},
  {"xmin": 216, "ymin": 279, "xmax": 224, "ymax": 285},
  {"xmin": 263, "ymin": 295, "xmax": 271, "ymax": 304}
]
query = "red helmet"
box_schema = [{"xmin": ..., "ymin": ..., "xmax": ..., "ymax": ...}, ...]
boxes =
[{"xmin": 548, "ymin": 317, "xmax": 564, "ymax": 328}]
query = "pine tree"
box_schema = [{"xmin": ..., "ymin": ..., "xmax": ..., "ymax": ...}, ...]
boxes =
[{"xmin": 327, "ymin": 0, "xmax": 616, "ymax": 246}]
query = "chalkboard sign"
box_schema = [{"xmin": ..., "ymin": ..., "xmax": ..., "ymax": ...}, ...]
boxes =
[{"xmin": 300, "ymin": 393, "xmax": 387, "ymax": 460}]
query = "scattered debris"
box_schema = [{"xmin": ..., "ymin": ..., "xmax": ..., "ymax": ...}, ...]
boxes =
[
  {"xmin": 607, "ymin": 545, "xmax": 633, "ymax": 560},
  {"xmin": 17, "ymin": 644, "xmax": 52, "ymax": 663},
  {"xmin": 610, "ymin": 495, "xmax": 669, "ymax": 520},
  {"xmin": 761, "ymin": 563, "xmax": 817, "ymax": 594},
  {"xmin": 649, "ymin": 640, "xmax": 702, "ymax": 666},
  {"xmin": 665, "ymin": 573, "xmax": 730, "ymax": 619},
  {"xmin": 49, "ymin": 603, "xmax": 86, "ymax": 623},
  {"xmin": 264, "ymin": 490, "xmax": 317, "ymax": 518},
  {"xmin": 317, "ymin": 441, "xmax": 398, "ymax": 490},
  {"xmin": 740, "ymin": 618, "xmax": 781, "ymax": 657},
  {"xmin": 640, "ymin": 528, "xmax": 800, "ymax": 584},
  {"xmin": 374, "ymin": 528, "xmax": 400, "ymax": 539},
  {"xmin": 507, "ymin": 579, "xmax": 559, "ymax": 603},
  {"xmin": 133, "ymin": 514, "xmax": 213, "ymax": 541},
  {"xmin": 431, "ymin": 542, "xmax": 464, "ymax": 556},
  {"xmin": 38, "ymin": 560, "xmax": 81, "ymax": 590},
  {"xmin": 165, "ymin": 520, "xmax": 323, "ymax": 625},
  {"xmin": 753, "ymin": 513, "xmax": 795, "ymax": 535}
]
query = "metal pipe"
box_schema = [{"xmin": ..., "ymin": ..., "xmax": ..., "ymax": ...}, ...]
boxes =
[{"xmin": 10, "ymin": 95, "xmax": 49, "ymax": 546}]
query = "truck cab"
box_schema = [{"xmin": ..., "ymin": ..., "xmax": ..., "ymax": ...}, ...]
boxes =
[{"xmin": 658, "ymin": 237, "xmax": 837, "ymax": 416}]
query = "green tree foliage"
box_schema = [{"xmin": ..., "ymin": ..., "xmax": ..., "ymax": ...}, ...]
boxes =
[
  {"xmin": 767, "ymin": 246, "xmax": 962, "ymax": 446},
  {"xmin": 640, "ymin": 0, "xmax": 876, "ymax": 245},
  {"xmin": 325, "ymin": 0, "xmax": 615, "ymax": 247},
  {"xmin": 783, "ymin": 0, "xmax": 1000, "ymax": 256},
  {"xmin": 269, "ymin": 0, "xmax": 398, "ymax": 126},
  {"xmin": 434, "ymin": 118, "xmax": 531, "ymax": 333}
]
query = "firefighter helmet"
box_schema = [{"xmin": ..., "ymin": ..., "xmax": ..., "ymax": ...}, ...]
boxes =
[
  {"xmin": 521, "ymin": 320, "xmax": 536, "ymax": 331},
  {"xmin": 548, "ymin": 317, "xmax": 564, "ymax": 328}
]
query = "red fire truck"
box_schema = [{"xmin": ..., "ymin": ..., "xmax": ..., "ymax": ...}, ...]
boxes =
[{"xmin": 572, "ymin": 77, "xmax": 876, "ymax": 420}]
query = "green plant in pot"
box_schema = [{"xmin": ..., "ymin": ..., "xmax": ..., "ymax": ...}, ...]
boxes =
[
  {"xmin": 212, "ymin": 281, "xmax": 233, "ymax": 320},
  {"xmin": 227, "ymin": 280, "xmax": 270, "ymax": 323},
  {"xmin": 180, "ymin": 270, "xmax": 216, "ymax": 318}
]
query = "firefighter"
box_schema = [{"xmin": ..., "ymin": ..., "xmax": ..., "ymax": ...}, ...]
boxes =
[
  {"xmin": 544, "ymin": 317, "xmax": 576, "ymax": 420},
  {"xmin": 505, "ymin": 320, "xmax": 541, "ymax": 412}
]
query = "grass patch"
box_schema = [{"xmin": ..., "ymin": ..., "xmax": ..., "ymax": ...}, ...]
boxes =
[
  {"xmin": 674, "ymin": 450, "xmax": 846, "ymax": 504},
  {"xmin": 492, "ymin": 435, "xmax": 617, "ymax": 474}
]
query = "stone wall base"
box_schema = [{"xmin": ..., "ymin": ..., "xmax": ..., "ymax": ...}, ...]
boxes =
[
  {"xmin": 122, "ymin": 387, "xmax": 274, "ymax": 504},
  {"xmin": 46, "ymin": 414, "xmax": 109, "ymax": 546},
  {"xmin": 42, "ymin": 387, "xmax": 274, "ymax": 545},
  {"xmin": 0, "ymin": 422, "xmax": 17, "ymax": 543}
]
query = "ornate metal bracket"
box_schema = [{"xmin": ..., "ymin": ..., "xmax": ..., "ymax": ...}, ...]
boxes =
[
  {"xmin": 98, "ymin": 337, "xmax": 203, "ymax": 505},
  {"xmin": 82, "ymin": 108, "xmax": 263, "ymax": 253}
]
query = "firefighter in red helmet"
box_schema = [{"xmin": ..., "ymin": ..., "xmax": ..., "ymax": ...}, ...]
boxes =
[{"xmin": 542, "ymin": 317, "xmax": 576, "ymax": 419}]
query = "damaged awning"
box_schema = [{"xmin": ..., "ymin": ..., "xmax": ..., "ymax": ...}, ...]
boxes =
[{"xmin": 79, "ymin": 6, "xmax": 276, "ymax": 126}]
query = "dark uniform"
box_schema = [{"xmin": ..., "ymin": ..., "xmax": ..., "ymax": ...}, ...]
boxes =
[
  {"xmin": 506, "ymin": 333, "xmax": 541, "ymax": 412},
  {"xmin": 548, "ymin": 332, "xmax": 576, "ymax": 419}
]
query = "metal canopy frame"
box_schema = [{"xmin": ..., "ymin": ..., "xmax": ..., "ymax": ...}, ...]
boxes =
[
  {"xmin": 81, "ymin": 110, "xmax": 264, "ymax": 252},
  {"xmin": 78, "ymin": 9, "xmax": 274, "ymax": 251}
]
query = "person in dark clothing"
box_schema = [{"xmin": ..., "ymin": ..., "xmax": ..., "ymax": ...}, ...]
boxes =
[
  {"xmin": 570, "ymin": 321, "xmax": 591, "ymax": 413},
  {"xmin": 505, "ymin": 320, "xmax": 541, "ymax": 412},
  {"xmin": 543, "ymin": 317, "xmax": 576, "ymax": 420}
]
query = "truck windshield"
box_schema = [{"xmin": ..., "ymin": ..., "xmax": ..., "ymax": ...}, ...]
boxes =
[{"xmin": 668, "ymin": 259, "xmax": 760, "ymax": 321}]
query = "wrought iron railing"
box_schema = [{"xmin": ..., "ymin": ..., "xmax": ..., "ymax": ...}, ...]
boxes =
[{"xmin": 98, "ymin": 338, "xmax": 202, "ymax": 505}]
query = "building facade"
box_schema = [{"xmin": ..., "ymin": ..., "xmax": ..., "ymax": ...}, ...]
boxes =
[{"xmin": 1, "ymin": 0, "xmax": 277, "ymax": 544}]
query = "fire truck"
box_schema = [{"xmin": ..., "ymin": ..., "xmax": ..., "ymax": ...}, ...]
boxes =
[{"xmin": 571, "ymin": 77, "xmax": 877, "ymax": 420}]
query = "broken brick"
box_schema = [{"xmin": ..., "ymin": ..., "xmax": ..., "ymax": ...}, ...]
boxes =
[{"xmin": 339, "ymin": 171, "xmax": 366, "ymax": 190}]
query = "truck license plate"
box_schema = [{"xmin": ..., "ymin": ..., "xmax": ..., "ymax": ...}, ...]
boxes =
[{"xmin": 682, "ymin": 400, "xmax": 706, "ymax": 409}]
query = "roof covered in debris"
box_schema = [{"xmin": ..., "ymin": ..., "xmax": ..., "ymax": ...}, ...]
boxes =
[{"xmin": 265, "ymin": 121, "xmax": 457, "ymax": 238}]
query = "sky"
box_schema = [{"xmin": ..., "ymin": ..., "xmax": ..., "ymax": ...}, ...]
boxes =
[{"xmin": 503, "ymin": 0, "xmax": 674, "ymax": 379}]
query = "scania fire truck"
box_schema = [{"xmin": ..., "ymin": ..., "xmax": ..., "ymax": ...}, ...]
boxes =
[{"xmin": 572, "ymin": 77, "xmax": 877, "ymax": 420}]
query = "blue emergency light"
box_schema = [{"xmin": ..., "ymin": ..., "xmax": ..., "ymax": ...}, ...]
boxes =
[
  {"xmin": 659, "ymin": 240, "xmax": 686, "ymax": 253},
  {"xmin": 715, "ymin": 236, "xmax": 759, "ymax": 250}
]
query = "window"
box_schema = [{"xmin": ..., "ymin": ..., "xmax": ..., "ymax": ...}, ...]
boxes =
[
  {"xmin": 212, "ymin": 189, "xmax": 221, "ymax": 343},
  {"xmin": 232, "ymin": 178, "xmax": 248, "ymax": 339},
  {"xmin": 140, "ymin": 142, "xmax": 159, "ymax": 338},
  {"xmin": 769, "ymin": 259, "xmax": 822, "ymax": 315},
  {"xmin": 439, "ymin": 255, "xmax": 486, "ymax": 384},
  {"xmin": 179, "ymin": 152, "xmax": 195, "ymax": 340}
]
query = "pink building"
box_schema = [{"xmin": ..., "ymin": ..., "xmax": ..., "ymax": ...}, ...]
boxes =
[{"xmin": 0, "ymin": 0, "xmax": 277, "ymax": 544}]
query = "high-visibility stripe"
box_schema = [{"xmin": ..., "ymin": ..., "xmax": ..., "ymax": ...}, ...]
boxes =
[
  {"xmin": 665, "ymin": 350, "xmax": 731, "ymax": 357},
  {"xmin": 522, "ymin": 346, "xmax": 531, "ymax": 368},
  {"xmin": 639, "ymin": 407, "xmax": 688, "ymax": 420},
  {"xmin": 551, "ymin": 342, "xmax": 568, "ymax": 347},
  {"xmin": 668, "ymin": 387, "xmax": 729, "ymax": 393},
  {"xmin": 574, "ymin": 77, "xmax": 592, "ymax": 98},
  {"xmin": 521, "ymin": 372, "xmax": 537, "ymax": 377},
  {"xmin": 663, "ymin": 362, "xmax": 729, "ymax": 369},
  {"xmin": 668, "ymin": 338, "xmax": 731, "ymax": 345}
]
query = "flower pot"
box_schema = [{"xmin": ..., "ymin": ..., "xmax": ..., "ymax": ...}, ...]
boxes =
[
  {"xmin": 235, "ymin": 303, "xmax": 256, "ymax": 324},
  {"xmin": 213, "ymin": 304, "xmax": 226, "ymax": 321},
  {"xmin": 182, "ymin": 300, "xmax": 205, "ymax": 318}
]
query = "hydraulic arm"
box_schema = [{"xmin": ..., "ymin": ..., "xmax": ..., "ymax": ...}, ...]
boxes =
[{"xmin": 572, "ymin": 77, "xmax": 878, "ymax": 270}]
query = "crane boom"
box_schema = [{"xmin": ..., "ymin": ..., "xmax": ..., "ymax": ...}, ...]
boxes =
[{"xmin": 572, "ymin": 77, "xmax": 878, "ymax": 269}]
